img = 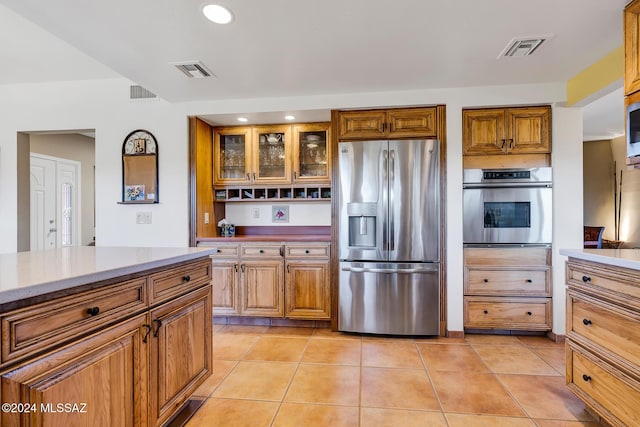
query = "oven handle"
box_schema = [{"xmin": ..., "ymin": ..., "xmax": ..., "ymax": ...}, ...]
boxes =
[{"xmin": 463, "ymin": 183, "xmax": 552, "ymax": 189}]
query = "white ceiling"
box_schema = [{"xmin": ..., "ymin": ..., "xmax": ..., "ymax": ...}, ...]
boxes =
[{"xmin": 0, "ymin": 0, "xmax": 627, "ymax": 138}]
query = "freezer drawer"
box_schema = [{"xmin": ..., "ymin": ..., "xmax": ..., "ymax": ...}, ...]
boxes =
[{"xmin": 338, "ymin": 262, "xmax": 440, "ymax": 335}]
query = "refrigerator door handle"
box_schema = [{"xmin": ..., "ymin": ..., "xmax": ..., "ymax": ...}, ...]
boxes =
[
  {"xmin": 341, "ymin": 266, "xmax": 432, "ymax": 274},
  {"xmin": 389, "ymin": 149, "xmax": 395, "ymax": 251},
  {"xmin": 382, "ymin": 149, "xmax": 388, "ymax": 251}
]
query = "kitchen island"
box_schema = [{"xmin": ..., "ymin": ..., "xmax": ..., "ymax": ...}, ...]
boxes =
[
  {"xmin": 560, "ymin": 248, "xmax": 640, "ymax": 426},
  {"xmin": 0, "ymin": 246, "xmax": 217, "ymax": 427}
]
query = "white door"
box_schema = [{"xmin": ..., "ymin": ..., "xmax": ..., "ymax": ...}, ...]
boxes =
[{"xmin": 30, "ymin": 154, "xmax": 81, "ymax": 250}]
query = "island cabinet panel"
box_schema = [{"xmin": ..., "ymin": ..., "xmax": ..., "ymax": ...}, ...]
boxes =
[
  {"xmin": 565, "ymin": 257, "xmax": 640, "ymax": 426},
  {"xmin": 1, "ymin": 278, "xmax": 147, "ymax": 367},
  {"xmin": 149, "ymin": 286, "xmax": 212, "ymax": 427},
  {"xmin": 0, "ymin": 256, "xmax": 214, "ymax": 427},
  {"xmin": 0, "ymin": 314, "xmax": 148, "ymax": 427}
]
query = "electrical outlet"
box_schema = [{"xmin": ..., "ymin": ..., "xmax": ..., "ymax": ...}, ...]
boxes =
[
  {"xmin": 252, "ymin": 208, "xmax": 260, "ymax": 219},
  {"xmin": 136, "ymin": 212, "xmax": 152, "ymax": 224}
]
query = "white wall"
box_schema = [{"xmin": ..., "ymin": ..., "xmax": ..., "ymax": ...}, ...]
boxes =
[{"xmin": 0, "ymin": 77, "xmax": 584, "ymax": 334}]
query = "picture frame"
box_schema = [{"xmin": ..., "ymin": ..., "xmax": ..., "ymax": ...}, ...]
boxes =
[
  {"xmin": 272, "ymin": 205, "xmax": 289, "ymax": 223},
  {"xmin": 124, "ymin": 184, "xmax": 145, "ymax": 201}
]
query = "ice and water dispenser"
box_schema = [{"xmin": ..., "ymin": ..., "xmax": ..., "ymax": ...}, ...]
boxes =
[{"xmin": 347, "ymin": 202, "xmax": 377, "ymax": 248}]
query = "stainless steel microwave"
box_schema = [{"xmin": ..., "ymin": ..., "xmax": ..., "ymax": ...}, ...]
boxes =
[{"xmin": 628, "ymin": 101, "xmax": 640, "ymax": 157}]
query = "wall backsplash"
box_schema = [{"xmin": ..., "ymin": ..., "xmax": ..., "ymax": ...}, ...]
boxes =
[{"xmin": 224, "ymin": 201, "xmax": 331, "ymax": 226}]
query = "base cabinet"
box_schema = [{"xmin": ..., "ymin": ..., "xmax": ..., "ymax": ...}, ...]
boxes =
[
  {"xmin": 206, "ymin": 241, "xmax": 330, "ymax": 320},
  {"xmin": 0, "ymin": 258, "xmax": 213, "ymax": 427},
  {"xmin": 565, "ymin": 257, "xmax": 640, "ymax": 426},
  {"xmin": 463, "ymin": 246, "xmax": 552, "ymax": 331}
]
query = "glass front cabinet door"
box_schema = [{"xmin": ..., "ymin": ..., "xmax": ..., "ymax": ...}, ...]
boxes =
[
  {"xmin": 214, "ymin": 127, "xmax": 252, "ymax": 186},
  {"xmin": 252, "ymin": 125, "xmax": 292, "ymax": 184},
  {"xmin": 292, "ymin": 123, "xmax": 331, "ymax": 184}
]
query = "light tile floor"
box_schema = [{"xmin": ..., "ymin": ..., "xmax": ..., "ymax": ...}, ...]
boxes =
[{"xmin": 185, "ymin": 325, "xmax": 600, "ymax": 427}]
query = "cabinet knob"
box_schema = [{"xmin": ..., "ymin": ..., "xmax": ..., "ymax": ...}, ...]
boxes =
[
  {"xmin": 582, "ymin": 275, "xmax": 591, "ymax": 283},
  {"xmin": 183, "ymin": 275, "xmax": 191, "ymax": 282},
  {"xmin": 305, "ymin": 249, "xmax": 310, "ymax": 254},
  {"xmin": 582, "ymin": 374, "xmax": 591, "ymax": 382},
  {"xmin": 582, "ymin": 318, "xmax": 592, "ymax": 326},
  {"xmin": 483, "ymin": 278, "xmax": 489, "ymax": 283},
  {"xmin": 259, "ymin": 249, "xmax": 264, "ymax": 254},
  {"xmin": 527, "ymin": 311, "xmax": 532, "ymax": 316},
  {"xmin": 86, "ymin": 307, "xmax": 100, "ymax": 316},
  {"xmin": 216, "ymin": 249, "xmax": 221, "ymax": 253},
  {"xmin": 526, "ymin": 279, "xmax": 532, "ymax": 283},
  {"xmin": 483, "ymin": 310, "xmax": 488, "ymax": 314}
]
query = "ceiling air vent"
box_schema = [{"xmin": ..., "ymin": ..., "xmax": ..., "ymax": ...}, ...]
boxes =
[
  {"xmin": 170, "ymin": 61, "xmax": 215, "ymax": 78},
  {"xmin": 130, "ymin": 85, "xmax": 157, "ymax": 100},
  {"xmin": 499, "ymin": 37, "xmax": 547, "ymax": 58}
]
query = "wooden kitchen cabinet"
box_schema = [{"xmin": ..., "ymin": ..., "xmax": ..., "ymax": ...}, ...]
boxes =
[
  {"xmin": 625, "ymin": 0, "xmax": 640, "ymax": 96},
  {"xmin": 1, "ymin": 314, "xmax": 148, "ymax": 427},
  {"xmin": 292, "ymin": 123, "xmax": 331, "ymax": 184},
  {"xmin": 241, "ymin": 259, "xmax": 285, "ymax": 317},
  {"xmin": 337, "ymin": 107, "xmax": 437, "ymax": 140},
  {"xmin": 463, "ymin": 246, "xmax": 552, "ymax": 331},
  {"xmin": 0, "ymin": 257, "xmax": 213, "ymax": 427},
  {"xmin": 213, "ymin": 126, "xmax": 252, "ymax": 186},
  {"xmin": 565, "ymin": 257, "xmax": 640, "ymax": 426},
  {"xmin": 149, "ymin": 286, "xmax": 212, "ymax": 427},
  {"xmin": 252, "ymin": 125, "xmax": 293, "ymax": 185},
  {"xmin": 462, "ymin": 106, "xmax": 551, "ymax": 155},
  {"xmin": 285, "ymin": 243, "xmax": 331, "ymax": 319}
]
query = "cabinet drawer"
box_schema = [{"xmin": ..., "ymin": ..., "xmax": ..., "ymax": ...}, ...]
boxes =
[
  {"xmin": 569, "ymin": 346, "xmax": 640, "ymax": 427},
  {"xmin": 241, "ymin": 244, "xmax": 283, "ymax": 258},
  {"xmin": 465, "ymin": 268, "xmax": 550, "ymax": 296},
  {"xmin": 464, "ymin": 297, "xmax": 551, "ymax": 330},
  {"xmin": 465, "ymin": 247, "xmax": 550, "ymax": 267},
  {"xmin": 567, "ymin": 261, "xmax": 640, "ymax": 303},
  {"xmin": 285, "ymin": 244, "xmax": 330, "ymax": 258},
  {"xmin": 569, "ymin": 293, "xmax": 640, "ymax": 368},
  {"xmin": 206, "ymin": 244, "xmax": 239, "ymax": 258},
  {"xmin": 1, "ymin": 278, "xmax": 147, "ymax": 366},
  {"xmin": 149, "ymin": 258, "xmax": 212, "ymax": 304}
]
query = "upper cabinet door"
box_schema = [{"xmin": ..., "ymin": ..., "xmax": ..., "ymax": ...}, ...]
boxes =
[
  {"xmin": 252, "ymin": 125, "xmax": 292, "ymax": 184},
  {"xmin": 214, "ymin": 127, "xmax": 252, "ymax": 186},
  {"xmin": 626, "ymin": 1, "xmax": 640, "ymax": 96},
  {"xmin": 387, "ymin": 107, "xmax": 437, "ymax": 138},
  {"xmin": 338, "ymin": 110, "xmax": 387, "ymax": 140},
  {"xmin": 462, "ymin": 109, "xmax": 507, "ymax": 155},
  {"xmin": 292, "ymin": 123, "xmax": 331, "ymax": 184},
  {"xmin": 506, "ymin": 106, "xmax": 551, "ymax": 154}
]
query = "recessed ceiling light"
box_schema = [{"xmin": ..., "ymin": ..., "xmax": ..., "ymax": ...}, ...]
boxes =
[
  {"xmin": 237, "ymin": 117, "xmax": 248, "ymax": 122},
  {"xmin": 284, "ymin": 115, "xmax": 295, "ymax": 120},
  {"xmin": 203, "ymin": 4, "xmax": 234, "ymax": 24}
]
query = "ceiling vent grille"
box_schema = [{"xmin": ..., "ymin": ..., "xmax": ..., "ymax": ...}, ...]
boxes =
[
  {"xmin": 170, "ymin": 61, "xmax": 215, "ymax": 78},
  {"xmin": 130, "ymin": 85, "xmax": 157, "ymax": 100},
  {"xmin": 499, "ymin": 37, "xmax": 547, "ymax": 58}
]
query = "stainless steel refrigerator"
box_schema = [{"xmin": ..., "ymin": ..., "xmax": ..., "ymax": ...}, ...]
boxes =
[{"xmin": 338, "ymin": 139, "xmax": 440, "ymax": 335}]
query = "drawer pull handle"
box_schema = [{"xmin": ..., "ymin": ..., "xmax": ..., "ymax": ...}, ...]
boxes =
[
  {"xmin": 142, "ymin": 324, "xmax": 152, "ymax": 343},
  {"xmin": 86, "ymin": 307, "xmax": 100, "ymax": 316},
  {"xmin": 153, "ymin": 319, "xmax": 162, "ymax": 338},
  {"xmin": 582, "ymin": 276, "xmax": 591, "ymax": 283},
  {"xmin": 183, "ymin": 275, "xmax": 191, "ymax": 283},
  {"xmin": 527, "ymin": 311, "xmax": 532, "ymax": 316},
  {"xmin": 582, "ymin": 374, "xmax": 591, "ymax": 382},
  {"xmin": 259, "ymin": 249, "xmax": 264, "ymax": 254},
  {"xmin": 305, "ymin": 249, "xmax": 310, "ymax": 254},
  {"xmin": 583, "ymin": 319, "xmax": 592, "ymax": 326},
  {"xmin": 483, "ymin": 310, "xmax": 488, "ymax": 314},
  {"xmin": 526, "ymin": 279, "xmax": 532, "ymax": 283},
  {"xmin": 216, "ymin": 249, "xmax": 221, "ymax": 253},
  {"xmin": 483, "ymin": 278, "xmax": 489, "ymax": 283}
]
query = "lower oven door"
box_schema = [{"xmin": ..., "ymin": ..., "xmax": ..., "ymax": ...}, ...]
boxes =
[
  {"xmin": 338, "ymin": 262, "xmax": 440, "ymax": 335},
  {"xmin": 463, "ymin": 185, "xmax": 552, "ymax": 244}
]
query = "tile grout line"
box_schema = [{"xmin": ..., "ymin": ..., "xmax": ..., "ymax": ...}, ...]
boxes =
[{"xmin": 414, "ymin": 341, "xmax": 452, "ymax": 427}]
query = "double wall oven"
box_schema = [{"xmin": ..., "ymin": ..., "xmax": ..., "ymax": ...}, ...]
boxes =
[{"xmin": 463, "ymin": 168, "xmax": 552, "ymax": 245}]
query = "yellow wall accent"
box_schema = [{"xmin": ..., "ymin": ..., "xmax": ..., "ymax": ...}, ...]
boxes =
[{"xmin": 566, "ymin": 46, "xmax": 623, "ymax": 106}]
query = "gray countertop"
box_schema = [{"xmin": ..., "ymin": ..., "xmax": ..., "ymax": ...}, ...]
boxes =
[
  {"xmin": 0, "ymin": 246, "xmax": 217, "ymax": 304},
  {"xmin": 559, "ymin": 248, "xmax": 640, "ymax": 270}
]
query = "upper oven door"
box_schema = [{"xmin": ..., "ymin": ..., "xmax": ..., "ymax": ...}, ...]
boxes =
[{"xmin": 463, "ymin": 186, "xmax": 552, "ymax": 244}]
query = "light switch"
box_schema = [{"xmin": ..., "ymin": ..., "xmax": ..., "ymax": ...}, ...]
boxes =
[
  {"xmin": 252, "ymin": 208, "xmax": 260, "ymax": 219},
  {"xmin": 204, "ymin": 212, "xmax": 210, "ymax": 224},
  {"xmin": 136, "ymin": 212, "xmax": 152, "ymax": 224}
]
